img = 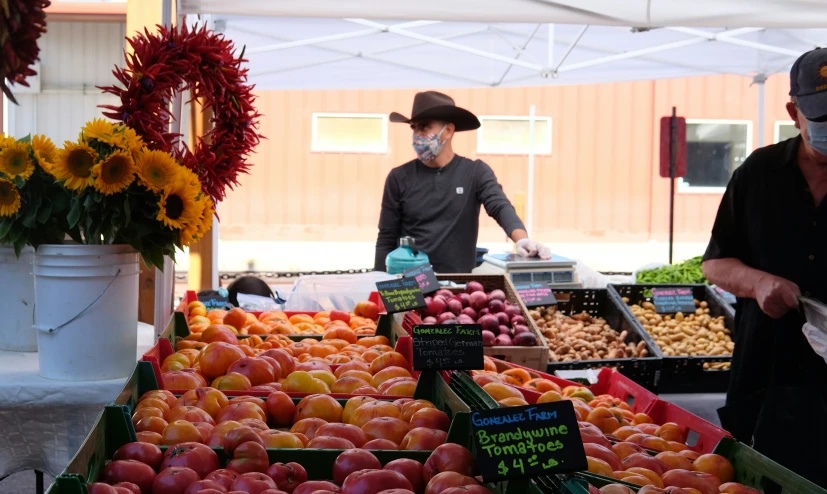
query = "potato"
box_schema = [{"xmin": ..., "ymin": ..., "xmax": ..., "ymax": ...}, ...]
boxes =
[
  {"xmin": 625, "ymin": 298, "xmax": 734, "ymax": 366},
  {"xmin": 537, "ymin": 306, "xmax": 649, "ymax": 362}
]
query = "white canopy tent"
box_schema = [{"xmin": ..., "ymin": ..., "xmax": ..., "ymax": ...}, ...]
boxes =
[{"xmin": 169, "ymin": 0, "xmax": 827, "ymax": 291}]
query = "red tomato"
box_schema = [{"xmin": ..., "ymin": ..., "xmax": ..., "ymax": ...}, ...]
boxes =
[
  {"xmin": 88, "ymin": 484, "xmax": 118, "ymax": 494},
  {"xmin": 423, "ymin": 444, "xmax": 477, "ymax": 480},
  {"xmin": 205, "ymin": 469, "xmax": 240, "ymax": 489},
  {"xmin": 101, "ymin": 459, "xmax": 156, "ymax": 494},
  {"xmin": 227, "ymin": 441, "xmax": 270, "ymax": 474},
  {"xmin": 333, "ymin": 450, "xmax": 382, "ymax": 485},
  {"xmin": 424, "ymin": 473, "xmax": 478, "ymax": 494},
  {"xmin": 152, "ymin": 466, "xmax": 200, "ymax": 494},
  {"xmin": 113, "ymin": 443, "xmax": 163, "ymax": 470},
  {"xmin": 341, "ymin": 470, "xmax": 414, "ymax": 494},
  {"xmin": 160, "ymin": 442, "xmax": 220, "ymax": 479},
  {"xmin": 232, "ymin": 472, "xmax": 278, "ymax": 493},
  {"xmin": 292, "ymin": 480, "xmax": 340, "ymax": 494},
  {"xmin": 183, "ymin": 479, "xmax": 227, "ymax": 494},
  {"xmin": 224, "ymin": 426, "xmax": 266, "ymax": 457},
  {"xmin": 113, "ymin": 483, "xmax": 142, "ymax": 494},
  {"xmin": 266, "ymin": 462, "xmax": 309, "ymax": 493},
  {"xmin": 383, "ymin": 459, "xmax": 426, "ymax": 494}
]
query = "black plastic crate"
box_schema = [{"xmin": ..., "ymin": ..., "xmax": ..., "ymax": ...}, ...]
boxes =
[
  {"xmin": 537, "ymin": 289, "xmax": 662, "ymax": 392},
  {"xmin": 609, "ymin": 284, "xmax": 736, "ymax": 394}
]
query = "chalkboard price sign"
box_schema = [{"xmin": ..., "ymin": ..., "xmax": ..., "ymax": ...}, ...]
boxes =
[
  {"xmin": 716, "ymin": 286, "xmax": 737, "ymax": 305},
  {"xmin": 471, "ymin": 401, "xmax": 587, "ymax": 482},
  {"xmin": 411, "ymin": 324, "xmax": 484, "ymax": 371},
  {"xmin": 403, "ymin": 264, "xmax": 439, "ymax": 294},
  {"xmin": 376, "ymin": 278, "xmax": 427, "ymax": 314},
  {"xmin": 652, "ymin": 287, "xmax": 696, "ymax": 314},
  {"xmin": 200, "ymin": 296, "xmax": 233, "ymax": 310},
  {"xmin": 514, "ymin": 282, "xmax": 557, "ymax": 307}
]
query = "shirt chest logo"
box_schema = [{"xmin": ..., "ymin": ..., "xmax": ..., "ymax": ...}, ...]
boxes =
[{"xmin": 456, "ymin": 187, "xmax": 464, "ymax": 195}]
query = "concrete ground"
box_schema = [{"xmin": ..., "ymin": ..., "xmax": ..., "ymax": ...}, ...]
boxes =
[
  {"xmin": 0, "ymin": 470, "xmax": 54, "ymax": 494},
  {"xmin": 175, "ymin": 240, "xmax": 709, "ymax": 274}
]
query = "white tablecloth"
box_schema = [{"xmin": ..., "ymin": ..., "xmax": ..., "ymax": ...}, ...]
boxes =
[{"xmin": 0, "ymin": 323, "xmax": 155, "ymax": 478}]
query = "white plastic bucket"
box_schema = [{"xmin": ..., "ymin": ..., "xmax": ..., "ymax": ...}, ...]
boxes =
[
  {"xmin": 0, "ymin": 246, "xmax": 36, "ymax": 352},
  {"xmin": 34, "ymin": 244, "xmax": 140, "ymax": 380}
]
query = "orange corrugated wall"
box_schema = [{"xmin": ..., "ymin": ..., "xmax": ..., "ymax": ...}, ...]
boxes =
[{"xmin": 220, "ymin": 74, "xmax": 794, "ymax": 244}]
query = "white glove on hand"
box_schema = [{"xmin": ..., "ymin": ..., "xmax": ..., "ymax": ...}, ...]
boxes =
[{"xmin": 516, "ymin": 238, "xmax": 552, "ymax": 259}]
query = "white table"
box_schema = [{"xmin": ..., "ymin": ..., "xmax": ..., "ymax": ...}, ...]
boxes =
[{"xmin": 0, "ymin": 323, "xmax": 155, "ymax": 481}]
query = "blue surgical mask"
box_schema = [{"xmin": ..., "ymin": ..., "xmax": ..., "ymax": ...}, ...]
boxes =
[
  {"xmin": 412, "ymin": 125, "xmax": 447, "ymax": 162},
  {"xmin": 806, "ymin": 118, "xmax": 827, "ymax": 156}
]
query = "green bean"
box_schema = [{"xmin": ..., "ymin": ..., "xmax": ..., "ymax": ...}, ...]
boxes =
[{"xmin": 636, "ymin": 256, "xmax": 706, "ymax": 284}]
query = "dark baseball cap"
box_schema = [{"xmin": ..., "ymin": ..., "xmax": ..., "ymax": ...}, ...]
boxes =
[{"xmin": 790, "ymin": 48, "xmax": 827, "ymax": 120}]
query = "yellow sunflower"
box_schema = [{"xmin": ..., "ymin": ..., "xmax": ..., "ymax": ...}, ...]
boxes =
[
  {"xmin": 31, "ymin": 134, "xmax": 57, "ymax": 171},
  {"xmin": 54, "ymin": 142, "xmax": 98, "ymax": 191},
  {"xmin": 80, "ymin": 118, "xmax": 115, "ymax": 142},
  {"xmin": 157, "ymin": 179, "xmax": 200, "ymax": 230},
  {"xmin": 92, "ymin": 150, "xmax": 136, "ymax": 195},
  {"xmin": 180, "ymin": 193, "xmax": 215, "ymax": 246},
  {"xmin": 113, "ymin": 125, "xmax": 143, "ymax": 155},
  {"xmin": 0, "ymin": 178, "xmax": 21, "ymax": 217},
  {"xmin": 136, "ymin": 149, "xmax": 180, "ymax": 192},
  {"xmin": 196, "ymin": 195, "xmax": 215, "ymax": 237},
  {"xmin": 0, "ymin": 134, "xmax": 16, "ymax": 150},
  {"xmin": 0, "ymin": 142, "xmax": 35, "ymax": 180}
]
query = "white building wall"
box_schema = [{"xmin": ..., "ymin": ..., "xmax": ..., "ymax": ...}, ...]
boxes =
[{"xmin": 5, "ymin": 21, "xmax": 126, "ymax": 143}]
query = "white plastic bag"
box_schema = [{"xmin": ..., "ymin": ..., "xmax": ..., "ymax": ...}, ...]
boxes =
[
  {"xmin": 802, "ymin": 323, "xmax": 827, "ymax": 365},
  {"xmin": 237, "ymin": 293, "xmax": 282, "ymax": 312}
]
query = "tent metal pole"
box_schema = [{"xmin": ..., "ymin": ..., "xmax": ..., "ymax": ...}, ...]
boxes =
[
  {"xmin": 347, "ymin": 18, "xmax": 543, "ymax": 71},
  {"xmin": 559, "ymin": 37, "xmax": 706, "ymax": 72},
  {"xmin": 667, "ymin": 27, "xmax": 800, "ymax": 57},
  {"xmin": 527, "ymin": 105, "xmax": 536, "ymax": 238},
  {"xmin": 249, "ymin": 20, "xmax": 440, "ymax": 54},
  {"xmin": 755, "ymin": 74, "xmax": 767, "ymax": 148},
  {"xmin": 547, "ymin": 24, "xmax": 554, "ymax": 68},
  {"xmin": 554, "ymin": 25, "xmax": 588, "ymax": 73}
]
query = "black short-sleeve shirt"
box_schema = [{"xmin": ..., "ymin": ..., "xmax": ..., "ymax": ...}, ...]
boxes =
[{"xmin": 703, "ymin": 136, "xmax": 827, "ymax": 402}]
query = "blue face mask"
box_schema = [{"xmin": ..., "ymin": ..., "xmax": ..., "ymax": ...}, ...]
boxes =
[
  {"xmin": 412, "ymin": 125, "xmax": 447, "ymax": 162},
  {"xmin": 806, "ymin": 118, "xmax": 827, "ymax": 156}
]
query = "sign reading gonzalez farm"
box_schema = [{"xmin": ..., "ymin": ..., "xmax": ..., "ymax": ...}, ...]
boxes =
[
  {"xmin": 471, "ymin": 401, "xmax": 587, "ymax": 482},
  {"xmin": 403, "ymin": 264, "xmax": 439, "ymax": 294},
  {"xmin": 514, "ymin": 282, "xmax": 557, "ymax": 307},
  {"xmin": 411, "ymin": 324, "xmax": 484, "ymax": 371},
  {"xmin": 375, "ymin": 278, "xmax": 427, "ymax": 314},
  {"xmin": 651, "ymin": 287, "xmax": 696, "ymax": 314}
]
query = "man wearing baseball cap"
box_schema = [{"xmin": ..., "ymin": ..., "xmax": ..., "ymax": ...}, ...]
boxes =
[
  {"xmin": 373, "ymin": 91, "xmax": 551, "ymax": 273},
  {"xmin": 703, "ymin": 49, "xmax": 827, "ymax": 485}
]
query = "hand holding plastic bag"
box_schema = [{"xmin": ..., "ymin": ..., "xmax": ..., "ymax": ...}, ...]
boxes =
[{"xmin": 802, "ymin": 323, "xmax": 827, "ymax": 365}]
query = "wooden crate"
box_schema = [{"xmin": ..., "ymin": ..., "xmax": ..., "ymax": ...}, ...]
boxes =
[{"xmin": 435, "ymin": 274, "xmax": 549, "ymax": 371}]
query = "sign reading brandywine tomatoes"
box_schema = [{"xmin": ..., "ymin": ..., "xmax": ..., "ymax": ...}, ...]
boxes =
[
  {"xmin": 376, "ymin": 278, "xmax": 427, "ymax": 314},
  {"xmin": 471, "ymin": 401, "xmax": 587, "ymax": 482},
  {"xmin": 411, "ymin": 324, "xmax": 484, "ymax": 371}
]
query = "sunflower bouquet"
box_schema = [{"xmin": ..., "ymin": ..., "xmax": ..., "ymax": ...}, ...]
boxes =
[
  {"xmin": 53, "ymin": 119, "xmax": 213, "ymax": 269},
  {"xmin": 0, "ymin": 133, "xmax": 73, "ymax": 255}
]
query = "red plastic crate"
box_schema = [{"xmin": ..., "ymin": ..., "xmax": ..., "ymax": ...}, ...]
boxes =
[{"xmin": 481, "ymin": 357, "xmax": 729, "ymax": 453}]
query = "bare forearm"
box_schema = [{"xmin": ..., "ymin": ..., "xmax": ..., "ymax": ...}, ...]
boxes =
[
  {"xmin": 510, "ymin": 229, "xmax": 528, "ymax": 243},
  {"xmin": 702, "ymin": 258, "xmax": 771, "ymax": 299}
]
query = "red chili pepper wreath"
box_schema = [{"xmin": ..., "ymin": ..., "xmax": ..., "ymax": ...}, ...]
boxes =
[
  {"xmin": 100, "ymin": 24, "xmax": 261, "ymax": 203},
  {"xmin": 0, "ymin": 0, "xmax": 50, "ymax": 104}
]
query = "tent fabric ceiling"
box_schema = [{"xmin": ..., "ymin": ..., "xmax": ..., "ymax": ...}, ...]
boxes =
[
  {"xmin": 181, "ymin": 0, "xmax": 827, "ymax": 29},
  {"xmin": 206, "ymin": 17, "xmax": 827, "ymax": 90}
]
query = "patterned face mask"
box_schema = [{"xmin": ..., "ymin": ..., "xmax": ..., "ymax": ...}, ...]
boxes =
[{"xmin": 412, "ymin": 125, "xmax": 447, "ymax": 162}]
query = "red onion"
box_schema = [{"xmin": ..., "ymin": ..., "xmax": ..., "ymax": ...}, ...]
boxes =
[
  {"xmin": 488, "ymin": 289, "xmax": 506, "ymax": 302},
  {"xmin": 465, "ymin": 281, "xmax": 485, "ymax": 294}
]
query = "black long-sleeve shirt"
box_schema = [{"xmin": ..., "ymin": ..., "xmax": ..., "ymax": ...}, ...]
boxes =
[{"xmin": 374, "ymin": 155, "xmax": 526, "ymax": 273}]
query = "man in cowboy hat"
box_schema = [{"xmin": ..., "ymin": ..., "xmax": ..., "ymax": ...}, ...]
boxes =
[{"xmin": 373, "ymin": 91, "xmax": 551, "ymax": 273}]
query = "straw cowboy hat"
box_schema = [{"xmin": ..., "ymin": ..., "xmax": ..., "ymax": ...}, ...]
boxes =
[{"xmin": 390, "ymin": 91, "xmax": 481, "ymax": 132}]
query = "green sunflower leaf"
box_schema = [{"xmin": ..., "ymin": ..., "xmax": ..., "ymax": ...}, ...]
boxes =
[
  {"xmin": 67, "ymin": 198, "xmax": 81, "ymax": 229},
  {"xmin": 16, "ymin": 135, "xmax": 31, "ymax": 144},
  {"xmin": 13, "ymin": 176, "xmax": 24, "ymax": 188},
  {"xmin": 37, "ymin": 199, "xmax": 52, "ymax": 225},
  {"xmin": 0, "ymin": 218, "xmax": 12, "ymax": 239},
  {"xmin": 22, "ymin": 194, "xmax": 41, "ymax": 228},
  {"xmin": 13, "ymin": 238, "xmax": 23, "ymax": 258}
]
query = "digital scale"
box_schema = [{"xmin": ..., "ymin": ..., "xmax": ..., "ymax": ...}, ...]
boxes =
[{"xmin": 472, "ymin": 253, "xmax": 581, "ymax": 288}]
